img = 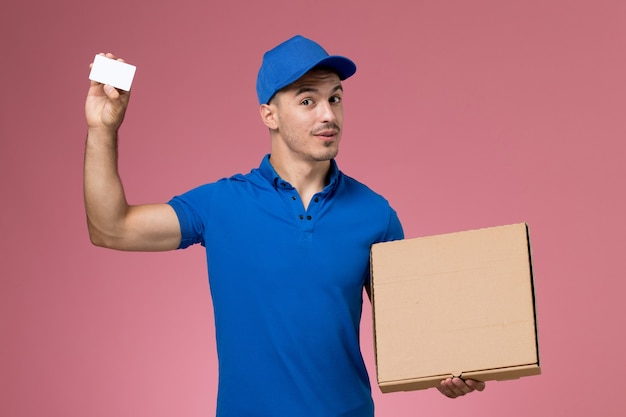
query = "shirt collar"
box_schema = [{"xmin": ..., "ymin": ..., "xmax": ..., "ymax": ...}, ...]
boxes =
[{"xmin": 258, "ymin": 154, "xmax": 340, "ymax": 191}]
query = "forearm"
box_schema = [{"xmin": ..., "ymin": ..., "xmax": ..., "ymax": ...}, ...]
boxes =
[{"xmin": 83, "ymin": 127, "xmax": 131, "ymax": 247}]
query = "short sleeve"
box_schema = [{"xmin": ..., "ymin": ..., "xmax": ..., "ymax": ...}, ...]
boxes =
[
  {"xmin": 382, "ymin": 207, "xmax": 404, "ymax": 243},
  {"xmin": 168, "ymin": 195, "xmax": 205, "ymax": 249}
]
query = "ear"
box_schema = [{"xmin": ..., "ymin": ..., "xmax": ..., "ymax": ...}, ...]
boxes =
[{"xmin": 259, "ymin": 103, "xmax": 279, "ymax": 130}]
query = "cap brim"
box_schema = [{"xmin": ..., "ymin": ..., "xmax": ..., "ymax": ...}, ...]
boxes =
[
  {"xmin": 269, "ymin": 55, "xmax": 357, "ymax": 102},
  {"xmin": 315, "ymin": 55, "xmax": 357, "ymax": 80}
]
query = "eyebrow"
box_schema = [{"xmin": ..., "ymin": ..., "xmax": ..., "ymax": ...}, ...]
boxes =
[{"xmin": 294, "ymin": 84, "xmax": 343, "ymax": 97}]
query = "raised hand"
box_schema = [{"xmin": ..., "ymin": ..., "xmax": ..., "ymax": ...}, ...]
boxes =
[{"xmin": 85, "ymin": 53, "xmax": 131, "ymax": 132}]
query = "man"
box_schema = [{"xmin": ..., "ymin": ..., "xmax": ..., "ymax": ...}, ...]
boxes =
[{"xmin": 84, "ymin": 35, "xmax": 485, "ymax": 417}]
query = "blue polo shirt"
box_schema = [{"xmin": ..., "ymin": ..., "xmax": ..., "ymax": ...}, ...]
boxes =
[{"xmin": 168, "ymin": 155, "xmax": 403, "ymax": 417}]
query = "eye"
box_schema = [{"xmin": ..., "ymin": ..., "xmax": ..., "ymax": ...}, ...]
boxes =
[
  {"xmin": 301, "ymin": 98, "xmax": 313, "ymax": 106},
  {"xmin": 330, "ymin": 95, "xmax": 342, "ymax": 104}
]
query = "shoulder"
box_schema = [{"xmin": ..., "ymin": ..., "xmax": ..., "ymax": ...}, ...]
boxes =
[
  {"xmin": 336, "ymin": 172, "xmax": 404, "ymax": 241},
  {"xmin": 169, "ymin": 167, "xmax": 272, "ymax": 212},
  {"xmin": 338, "ymin": 172, "xmax": 393, "ymax": 208},
  {"xmin": 178, "ymin": 168, "xmax": 265, "ymax": 195}
]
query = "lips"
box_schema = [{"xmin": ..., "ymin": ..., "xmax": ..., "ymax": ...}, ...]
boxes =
[
  {"xmin": 312, "ymin": 124, "xmax": 340, "ymax": 139},
  {"xmin": 315, "ymin": 130, "xmax": 338, "ymax": 138}
]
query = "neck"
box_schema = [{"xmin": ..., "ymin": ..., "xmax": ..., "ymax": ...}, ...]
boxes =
[{"xmin": 269, "ymin": 153, "xmax": 331, "ymax": 210}]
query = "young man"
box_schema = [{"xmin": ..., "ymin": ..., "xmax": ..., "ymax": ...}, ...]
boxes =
[{"xmin": 84, "ymin": 35, "xmax": 484, "ymax": 417}]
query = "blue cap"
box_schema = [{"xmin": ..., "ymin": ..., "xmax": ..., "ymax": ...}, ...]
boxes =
[{"xmin": 256, "ymin": 35, "xmax": 357, "ymax": 104}]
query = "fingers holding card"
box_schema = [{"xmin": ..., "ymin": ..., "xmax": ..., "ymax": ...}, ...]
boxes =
[{"xmin": 89, "ymin": 54, "xmax": 136, "ymax": 91}]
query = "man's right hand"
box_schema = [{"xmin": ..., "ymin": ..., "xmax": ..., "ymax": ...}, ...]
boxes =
[
  {"xmin": 85, "ymin": 53, "xmax": 131, "ymax": 132},
  {"xmin": 83, "ymin": 53, "xmax": 182, "ymax": 252}
]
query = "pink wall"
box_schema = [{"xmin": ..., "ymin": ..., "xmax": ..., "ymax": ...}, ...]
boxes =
[{"xmin": 2, "ymin": 0, "xmax": 625, "ymax": 415}]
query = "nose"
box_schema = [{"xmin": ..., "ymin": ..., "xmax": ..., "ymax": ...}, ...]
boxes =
[{"xmin": 318, "ymin": 100, "xmax": 337, "ymax": 124}]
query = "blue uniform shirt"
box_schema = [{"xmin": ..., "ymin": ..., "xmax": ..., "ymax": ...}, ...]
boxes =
[{"xmin": 168, "ymin": 155, "xmax": 403, "ymax": 417}]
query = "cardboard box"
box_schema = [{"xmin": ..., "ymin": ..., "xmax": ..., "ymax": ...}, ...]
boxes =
[{"xmin": 370, "ymin": 223, "xmax": 540, "ymax": 393}]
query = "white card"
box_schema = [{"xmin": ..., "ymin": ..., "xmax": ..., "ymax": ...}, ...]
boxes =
[{"xmin": 89, "ymin": 54, "xmax": 137, "ymax": 91}]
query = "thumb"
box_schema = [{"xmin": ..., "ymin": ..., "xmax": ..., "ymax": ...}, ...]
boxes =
[{"xmin": 103, "ymin": 84, "xmax": 120, "ymax": 100}]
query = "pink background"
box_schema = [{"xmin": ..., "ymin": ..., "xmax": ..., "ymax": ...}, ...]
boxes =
[{"xmin": 2, "ymin": 1, "xmax": 625, "ymax": 416}]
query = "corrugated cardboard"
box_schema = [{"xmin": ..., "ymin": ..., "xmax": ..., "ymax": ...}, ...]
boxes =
[{"xmin": 370, "ymin": 223, "xmax": 540, "ymax": 393}]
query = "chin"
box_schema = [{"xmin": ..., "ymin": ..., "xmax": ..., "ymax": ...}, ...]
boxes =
[
  {"xmin": 313, "ymin": 146, "xmax": 338, "ymax": 161},
  {"xmin": 318, "ymin": 152, "xmax": 338, "ymax": 162}
]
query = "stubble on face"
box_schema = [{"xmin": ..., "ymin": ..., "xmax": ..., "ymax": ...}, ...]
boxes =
[{"xmin": 272, "ymin": 69, "xmax": 344, "ymax": 163}]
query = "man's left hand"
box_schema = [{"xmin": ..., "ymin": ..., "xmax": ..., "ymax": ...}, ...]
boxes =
[{"xmin": 437, "ymin": 377, "xmax": 485, "ymax": 399}]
